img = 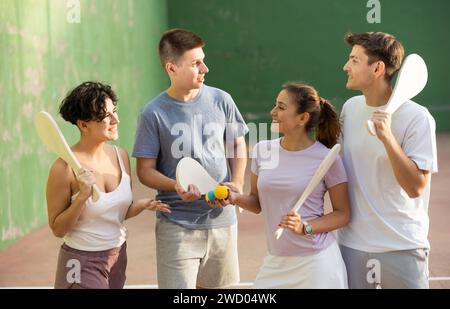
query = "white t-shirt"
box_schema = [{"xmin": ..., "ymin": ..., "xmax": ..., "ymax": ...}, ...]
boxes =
[
  {"xmin": 252, "ymin": 139, "xmax": 348, "ymax": 256},
  {"xmin": 337, "ymin": 95, "xmax": 438, "ymax": 252}
]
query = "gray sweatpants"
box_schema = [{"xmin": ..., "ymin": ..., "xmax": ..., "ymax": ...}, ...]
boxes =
[{"xmin": 339, "ymin": 245, "xmax": 429, "ymax": 289}]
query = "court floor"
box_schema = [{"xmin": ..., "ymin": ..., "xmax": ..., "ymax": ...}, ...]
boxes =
[{"xmin": 1, "ymin": 134, "xmax": 449, "ymax": 289}]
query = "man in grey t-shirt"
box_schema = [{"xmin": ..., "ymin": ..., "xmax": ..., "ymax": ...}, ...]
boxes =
[{"xmin": 133, "ymin": 29, "xmax": 248, "ymax": 288}]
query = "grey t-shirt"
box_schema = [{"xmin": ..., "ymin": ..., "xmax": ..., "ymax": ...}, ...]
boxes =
[{"xmin": 132, "ymin": 85, "xmax": 249, "ymax": 229}]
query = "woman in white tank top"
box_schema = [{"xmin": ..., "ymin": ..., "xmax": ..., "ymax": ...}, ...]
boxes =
[{"xmin": 46, "ymin": 82, "xmax": 171, "ymax": 289}]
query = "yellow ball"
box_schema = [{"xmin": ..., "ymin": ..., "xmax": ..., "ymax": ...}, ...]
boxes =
[{"xmin": 214, "ymin": 185, "xmax": 229, "ymax": 199}]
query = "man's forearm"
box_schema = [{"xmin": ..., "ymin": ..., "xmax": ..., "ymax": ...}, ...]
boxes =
[
  {"xmin": 138, "ymin": 167, "xmax": 177, "ymax": 192},
  {"xmin": 382, "ymin": 134, "xmax": 428, "ymax": 198},
  {"xmin": 228, "ymin": 137, "xmax": 247, "ymax": 188},
  {"xmin": 229, "ymin": 157, "xmax": 247, "ymax": 186}
]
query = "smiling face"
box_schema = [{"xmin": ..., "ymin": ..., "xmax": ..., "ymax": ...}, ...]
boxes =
[
  {"xmin": 343, "ymin": 45, "xmax": 380, "ymax": 92},
  {"xmin": 83, "ymin": 98, "xmax": 119, "ymax": 141},
  {"xmin": 270, "ymin": 90, "xmax": 304, "ymax": 134},
  {"xmin": 98, "ymin": 98, "xmax": 119, "ymax": 141},
  {"xmin": 168, "ymin": 47, "xmax": 209, "ymax": 91}
]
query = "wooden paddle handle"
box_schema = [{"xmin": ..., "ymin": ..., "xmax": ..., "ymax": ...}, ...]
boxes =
[{"xmin": 366, "ymin": 120, "xmax": 377, "ymax": 136}]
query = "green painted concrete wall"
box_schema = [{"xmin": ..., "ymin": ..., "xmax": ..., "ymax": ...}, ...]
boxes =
[
  {"xmin": 0, "ymin": 0, "xmax": 168, "ymax": 250},
  {"xmin": 168, "ymin": 0, "xmax": 450, "ymax": 130},
  {"xmin": 2, "ymin": 0, "xmax": 449, "ymax": 251}
]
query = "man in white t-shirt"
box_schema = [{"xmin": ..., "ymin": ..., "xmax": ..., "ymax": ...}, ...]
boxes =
[{"xmin": 337, "ymin": 32, "xmax": 438, "ymax": 289}]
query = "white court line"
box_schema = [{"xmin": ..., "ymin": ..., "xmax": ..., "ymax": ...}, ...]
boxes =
[
  {"xmin": 429, "ymin": 277, "xmax": 450, "ymax": 281},
  {"xmin": 0, "ymin": 282, "xmax": 254, "ymax": 289},
  {"xmin": 124, "ymin": 282, "xmax": 254, "ymax": 289},
  {"xmin": 1, "ymin": 278, "xmax": 450, "ymax": 289}
]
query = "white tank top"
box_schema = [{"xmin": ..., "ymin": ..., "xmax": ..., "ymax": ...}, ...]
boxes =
[{"xmin": 64, "ymin": 146, "xmax": 133, "ymax": 251}]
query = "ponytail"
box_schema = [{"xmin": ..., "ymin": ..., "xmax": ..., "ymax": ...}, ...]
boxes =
[
  {"xmin": 315, "ymin": 98, "xmax": 340, "ymax": 148},
  {"xmin": 281, "ymin": 82, "xmax": 341, "ymax": 148}
]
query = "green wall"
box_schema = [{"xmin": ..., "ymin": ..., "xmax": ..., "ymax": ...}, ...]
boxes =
[
  {"xmin": 0, "ymin": 0, "xmax": 168, "ymax": 250},
  {"xmin": 2, "ymin": 0, "xmax": 449, "ymax": 251},
  {"xmin": 168, "ymin": 0, "xmax": 450, "ymax": 130}
]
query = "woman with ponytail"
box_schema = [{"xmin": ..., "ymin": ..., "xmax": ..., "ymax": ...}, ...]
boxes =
[{"xmin": 223, "ymin": 82, "xmax": 350, "ymax": 288}]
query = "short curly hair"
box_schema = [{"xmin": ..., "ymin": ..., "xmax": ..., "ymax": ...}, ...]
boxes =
[{"xmin": 59, "ymin": 81, "xmax": 118, "ymax": 125}]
